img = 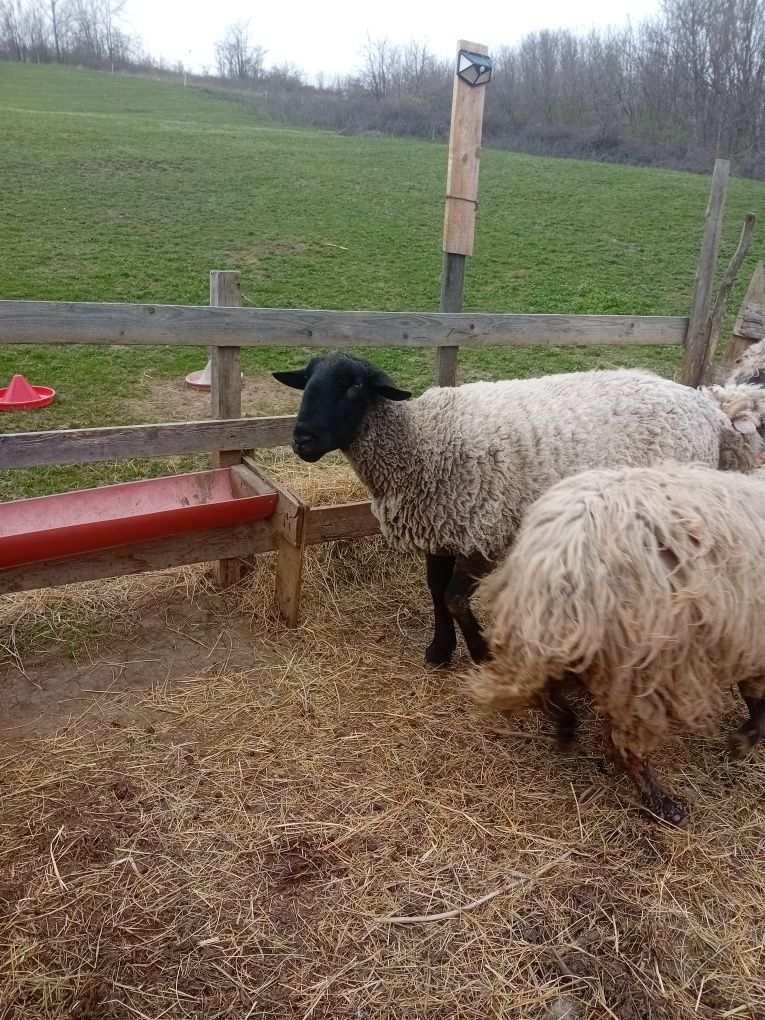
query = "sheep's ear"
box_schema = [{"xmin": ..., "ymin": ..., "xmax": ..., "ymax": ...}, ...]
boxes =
[
  {"xmin": 375, "ymin": 383, "xmax": 412, "ymax": 401},
  {"xmin": 371, "ymin": 371, "xmax": 411, "ymax": 401},
  {"xmin": 273, "ymin": 369, "xmax": 308, "ymax": 391},
  {"xmin": 732, "ymin": 411, "xmax": 758, "ymax": 434}
]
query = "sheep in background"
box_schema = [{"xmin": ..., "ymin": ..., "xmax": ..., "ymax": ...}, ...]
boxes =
[
  {"xmin": 704, "ymin": 380, "xmax": 765, "ymax": 468},
  {"xmin": 274, "ymin": 352, "xmax": 762, "ymax": 667},
  {"xmin": 719, "ymin": 337, "xmax": 765, "ymax": 387},
  {"xmin": 466, "ymin": 462, "xmax": 765, "ymax": 826}
]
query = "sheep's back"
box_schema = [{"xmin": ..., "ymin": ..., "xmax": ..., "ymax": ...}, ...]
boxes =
[
  {"xmin": 395, "ymin": 369, "xmax": 727, "ymax": 559},
  {"xmin": 487, "ymin": 464, "xmax": 765, "ymax": 751}
]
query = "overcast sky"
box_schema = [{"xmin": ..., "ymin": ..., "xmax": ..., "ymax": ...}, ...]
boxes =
[{"xmin": 122, "ymin": 0, "xmax": 663, "ymax": 81}]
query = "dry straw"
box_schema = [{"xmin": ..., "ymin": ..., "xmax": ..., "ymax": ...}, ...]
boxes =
[{"xmin": 1, "ymin": 456, "xmax": 764, "ymax": 1019}]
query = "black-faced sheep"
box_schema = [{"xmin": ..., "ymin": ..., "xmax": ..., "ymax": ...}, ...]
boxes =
[
  {"xmin": 274, "ymin": 352, "xmax": 761, "ymax": 667},
  {"xmin": 466, "ymin": 462, "xmax": 765, "ymax": 826}
]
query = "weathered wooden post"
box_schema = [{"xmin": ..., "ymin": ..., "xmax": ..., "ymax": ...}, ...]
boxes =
[
  {"xmin": 210, "ymin": 269, "xmax": 243, "ymax": 586},
  {"xmin": 699, "ymin": 212, "xmax": 756, "ymax": 381},
  {"xmin": 437, "ymin": 39, "xmax": 492, "ymax": 387},
  {"xmin": 722, "ymin": 261, "xmax": 765, "ymax": 366},
  {"xmin": 679, "ymin": 159, "xmax": 730, "ymax": 387}
]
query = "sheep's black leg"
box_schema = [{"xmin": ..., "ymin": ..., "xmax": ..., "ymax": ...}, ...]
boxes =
[
  {"xmin": 425, "ymin": 553, "xmax": 457, "ymax": 666},
  {"xmin": 606, "ymin": 732, "xmax": 689, "ymax": 827},
  {"xmin": 728, "ymin": 679, "xmax": 765, "ymax": 760},
  {"xmin": 445, "ymin": 553, "xmax": 493, "ymax": 664},
  {"xmin": 538, "ymin": 680, "xmax": 580, "ymax": 749}
]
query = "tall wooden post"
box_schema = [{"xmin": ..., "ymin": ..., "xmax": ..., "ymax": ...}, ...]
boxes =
[
  {"xmin": 437, "ymin": 39, "xmax": 491, "ymax": 387},
  {"xmin": 679, "ymin": 159, "xmax": 730, "ymax": 387},
  {"xmin": 210, "ymin": 269, "xmax": 243, "ymax": 586}
]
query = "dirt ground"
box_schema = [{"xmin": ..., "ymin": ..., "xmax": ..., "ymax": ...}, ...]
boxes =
[
  {"xmin": 1, "ymin": 379, "xmax": 764, "ymax": 1019},
  {"xmin": 131, "ymin": 373, "xmax": 302, "ymax": 424},
  {"xmin": 2, "ymin": 539, "xmax": 765, "ymax": 1020}
]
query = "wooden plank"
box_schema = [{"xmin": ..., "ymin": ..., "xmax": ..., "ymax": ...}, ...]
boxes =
[
  {"xmin": 237, "ymin": 460, "xmax": 309, "ymax": 627},
  {"xmin": 0, "ymin": 416, "xmax": 296, "ymax": 471},
  {"xmin": 305, "ymin": 502, "xmax": 379, "ymax": 544},
  {"xmin": 739, "ymin": 300, "xmax": 765, "ymax": 341},
  {"xmin": 212, "ymin": 346, "xmax": 241, "ymax": 464},
  {"xmin": 679, "ymin": 159, "xmax": 730, "ymax": 386},
  {"xmin": 699, "ymin": 213, "xmax": 756, "ymax": 383},
  {"xmin": 0, "ymin": 521, "xmax": 277, "ymax": 595},
  {"xmin": 723, "ymin": 263, "xmax": 765, "ymax": 364},
  {"xmin": 237, "ymin": 460, "xmax": 306, "ymax": 545},
  {"xmin": 210, "ymin": 270, "xmax": 243, "ymax": 471},
  {"xmin": 0, "ymin": 302, "xmax": 689, "ymax": 348},
  {"xmin": 274, "ymin": 538, "xmax": 305, "ymax": 628},
  {"xmin": 442, "ymin": 39, "xmax": 489, "ymax": 257},
  {"xmin": 437, "ymin": 252, "xmax": 466, "ymax": 386},
  {"xmin": 210, "ymin": 271, "xmax": 243, "ymax": 586},
  {"xmin": 438, "ymin": 40, "xmax": 490, "ymax": 386}
]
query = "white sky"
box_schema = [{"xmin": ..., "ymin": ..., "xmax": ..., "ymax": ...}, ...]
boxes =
[{"xmin": 122, "ymin": 0, "xmax": 663, "ymax": 81}]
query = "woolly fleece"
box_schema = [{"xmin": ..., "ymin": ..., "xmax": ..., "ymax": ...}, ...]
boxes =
[
  {"xmin": 467, "ymin": 463, "xmax": 765, "ymax": 757},
  {"xmin": 344, "ymin": 368, "xmax": 733, "ymax": 560}
]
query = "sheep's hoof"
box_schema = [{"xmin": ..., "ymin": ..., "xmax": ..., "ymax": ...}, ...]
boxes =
[
  {"xmin": 466, "ymin": 638, "xmax": 490, "ymax": 665},
  {"xmin": 425, "ymin": 642, "xmax": 455, "ymax": 667},
  {"xmin": 554, "ymin": 727, "xmax": 578, "ymax": 752},
  {"xmin": 727, "ymin": 727, "xmax": 758, "ymax": 761},
  {"xmin": 642, "ymin": 792, "xmax": 690, "ymax": 828}
]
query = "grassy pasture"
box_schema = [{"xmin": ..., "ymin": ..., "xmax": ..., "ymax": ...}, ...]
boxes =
[
  {"xmin": 0, "ymin": 59, "xmax": 764, "ymax": 496},
  {"xmin": 2, "ymin": 62, "xmax": 765, "ymax": 1020}
]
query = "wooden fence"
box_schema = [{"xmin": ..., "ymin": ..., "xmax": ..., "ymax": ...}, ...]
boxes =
[
  {"xmin": 0, "ymin": 294, "xmax": 700, "ymax": 616},
  {"xmin": 1, "ymin": 156, "xmax": 763, "ymax": 620}
]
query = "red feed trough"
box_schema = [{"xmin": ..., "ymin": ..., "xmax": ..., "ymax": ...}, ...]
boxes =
[{"xmin": 0, "ymin": 468, "xmax": 278, "ymax": 569}]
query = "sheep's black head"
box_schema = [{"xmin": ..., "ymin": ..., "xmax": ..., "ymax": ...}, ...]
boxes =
[{"xmin": 273, "ymin": 352, "xmax": 411, "ymax": 462}]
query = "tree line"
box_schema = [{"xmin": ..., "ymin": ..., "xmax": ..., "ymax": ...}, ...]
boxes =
[
  {"xmin": 0, "ymin": 0, "xmax": 138, "ymax": 67},
  {"xmin": 2, "ymin": 0, "xmax": 764, "ymax": 178}
]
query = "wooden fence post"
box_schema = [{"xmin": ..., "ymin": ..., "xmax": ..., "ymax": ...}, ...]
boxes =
[
  {"xmin": 210, "ymin": 269, "xmax": 243, "ymax": 586},
  {"xmin": 722, "ymin": 261, "xmax": 765, "ymax": 366},
  {"xmin": 699, "ymin": 212, "xmax": 756, "ymax": 382},
  {"xmin": 679, "ymin": 159, "xmax": 730, "ymax": 386},
  {"xmin": 437, "ymin": 39, "xmax": 490, "ymax": 387},
  {"xmin": 239, "ymin": 458, "xmax": 309, "ymax": 628}
]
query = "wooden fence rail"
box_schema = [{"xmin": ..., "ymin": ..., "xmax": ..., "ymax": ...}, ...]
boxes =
[
  {"xmin": 0, "ymin": 301, "xmax": 689, "ymax": 348},
  {"xmin": 0, "ymin": 416, "xmax": 296, "ymax": 470}
]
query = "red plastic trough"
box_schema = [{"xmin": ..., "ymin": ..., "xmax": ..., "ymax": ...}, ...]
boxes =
[{"xmin": 0, "ymin": 468, "xmax": 278, "ymax": 569}]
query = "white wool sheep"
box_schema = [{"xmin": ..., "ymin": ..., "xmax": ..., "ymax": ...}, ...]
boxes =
[
  {"xmin": 275, "ymin": 353, "xmax": 762, "ymax": 667},
  {"xmin": 704, "ymin": 380, "xmax": 765, "ymax": 470},
  {"xmin": 467, "ymin": 462, "xmax": 765, "ymax": 826},
  {"xmin": 348, "ymin": 368, "xmax": 734, "ymax": 560}
]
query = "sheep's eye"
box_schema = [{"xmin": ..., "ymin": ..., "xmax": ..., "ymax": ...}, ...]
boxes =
[{"xmin": 347, "ymin": 381, "xmax": 363, "ymax": 397}]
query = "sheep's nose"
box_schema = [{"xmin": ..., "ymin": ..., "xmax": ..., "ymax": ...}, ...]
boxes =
[
  {"xmin": 293, "ymin": 425, "xmax": 314, "ymax": 448},
  {"xmin": 292, "ymin": 425, "xmax": 321, "ymax": 459}
]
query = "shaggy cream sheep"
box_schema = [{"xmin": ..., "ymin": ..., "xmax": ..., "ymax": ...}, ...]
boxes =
[
  {"xmin": 706, "ymin": 381, "xmax": 765, "ymax": 470},
  {"xmin": 275, "ymin": 353, "xmax": 761, "ymax": 669},
  {"xmin": 466, "ymin": 462, "xmax": 765, "ymax": 826}
]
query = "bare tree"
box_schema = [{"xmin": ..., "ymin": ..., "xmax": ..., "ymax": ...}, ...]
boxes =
[
  {"xmin": 399, "ymin": 39, "xmax": 434, "ymax": 97},
  {"xmin": 214, "ymin": 19, "xmax": 265, "ymax": 79},
  {"xmin": 359, "ymin": 33, "xmax": 399, "ymax": 100},
  {"xmin": 48, "ymin": 0, "xmax": 63, "ymax": 60}
]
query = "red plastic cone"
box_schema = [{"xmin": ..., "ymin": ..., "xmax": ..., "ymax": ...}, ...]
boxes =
[{"xmin": 0, "ymin": 374, "xmax": 56, "ymax": 410}]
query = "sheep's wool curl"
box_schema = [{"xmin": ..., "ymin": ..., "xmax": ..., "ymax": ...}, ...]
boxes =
[
  {"xmin": 468, "ymin": 463, "xmax": 765, "ymax": 757},
  {"xmin": 345, "ymin": 368, "xmax": 731, "ymax": 559},
  {"xmin": 725, "ymin": 337, "xmax": 765, "ymax": 385}
]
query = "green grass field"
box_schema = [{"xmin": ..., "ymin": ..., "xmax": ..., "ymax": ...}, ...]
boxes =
[{"xmin": 1, "ymin": 61, "xmax": 764, "ymax": 499}]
